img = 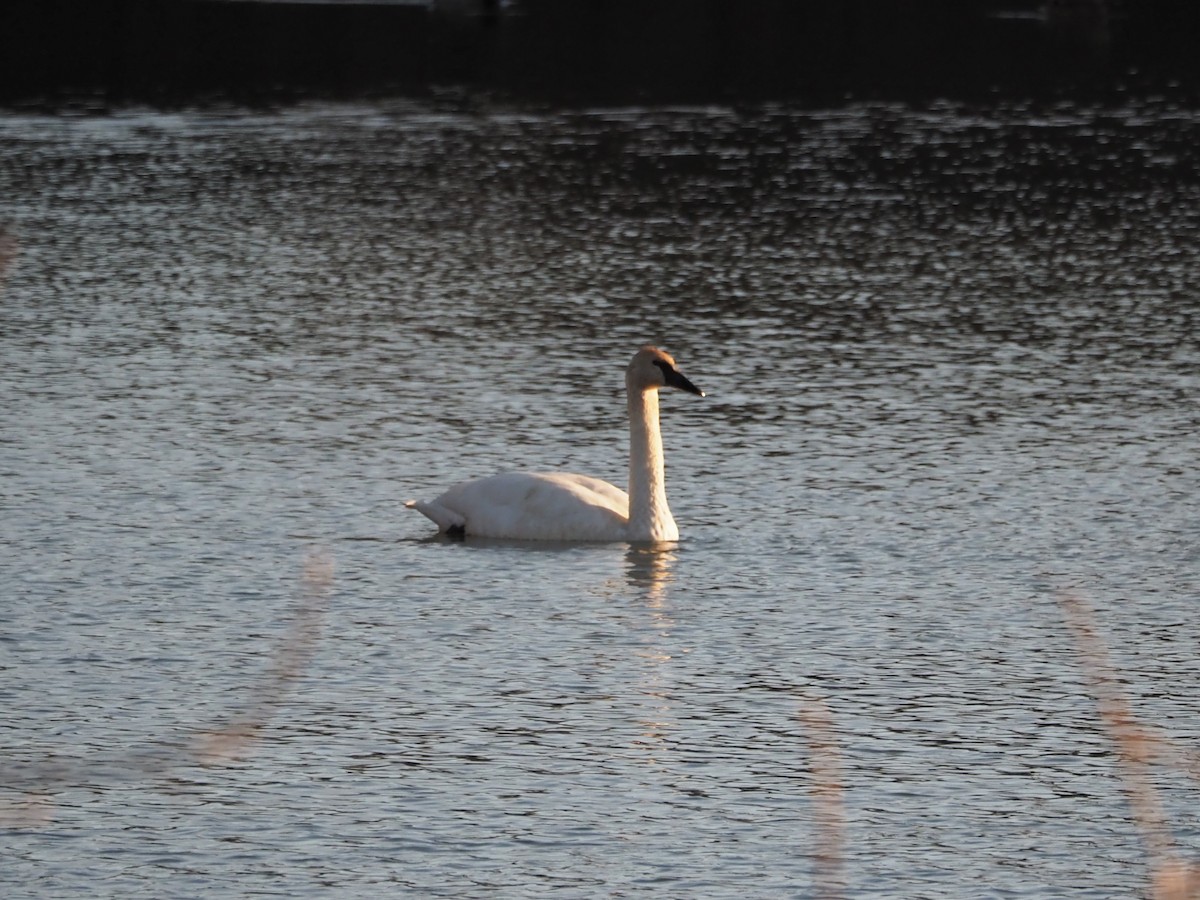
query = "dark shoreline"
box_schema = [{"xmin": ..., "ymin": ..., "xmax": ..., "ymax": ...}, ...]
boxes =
[{"xmin": 3, "ymin": 0, "xmax": 1200, "ymax": 109}]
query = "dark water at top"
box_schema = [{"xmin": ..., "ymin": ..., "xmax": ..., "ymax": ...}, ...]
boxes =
[{"xmin": 1, "ymin": 96, "xmax": 1199, "ymax": 897}]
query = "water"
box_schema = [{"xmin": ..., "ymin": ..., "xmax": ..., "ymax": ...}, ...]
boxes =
[{"xmin": 2, "ymin": 96, "xmax": 1199, "ymax": 897}]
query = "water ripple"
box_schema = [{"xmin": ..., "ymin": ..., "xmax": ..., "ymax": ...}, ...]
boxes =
[{"xmin": 2, "ymin": 96, "xmax": 1199, "ymax": 897}]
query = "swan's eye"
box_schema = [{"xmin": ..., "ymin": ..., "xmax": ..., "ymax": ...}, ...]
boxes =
[{"xmin": 651, "ymin": 359, "xmax": 670, "ymax": 376}]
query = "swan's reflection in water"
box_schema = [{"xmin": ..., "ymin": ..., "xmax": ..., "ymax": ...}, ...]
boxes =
[
  {"xmin": 624, "ymin": 543, "xmax": 677, "ymax": 607},
  {"xmin": 624, "ymin": 544, "xmax": 680, "ymax": 763}
]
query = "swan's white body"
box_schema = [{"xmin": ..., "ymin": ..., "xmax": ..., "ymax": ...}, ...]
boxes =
[{"xmin": 406, "ymin": 346, "xmax": 704, "ymax": 542}]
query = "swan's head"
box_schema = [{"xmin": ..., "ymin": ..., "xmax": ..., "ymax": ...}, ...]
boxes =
[{"xmin": 627, "ymin": 346, "xmax": 705, "ymax": 397}]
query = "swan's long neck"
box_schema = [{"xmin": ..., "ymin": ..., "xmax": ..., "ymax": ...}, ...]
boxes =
[{"xmin": 626, "ymin": 386, "xmax": 679, "ymax": 542}]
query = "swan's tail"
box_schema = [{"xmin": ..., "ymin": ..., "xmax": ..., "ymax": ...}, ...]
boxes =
[{"xmin": 405, "ymin": 499, "xmax": 466, "ymax": 533}]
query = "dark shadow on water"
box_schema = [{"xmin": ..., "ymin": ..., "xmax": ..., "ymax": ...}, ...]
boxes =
[{"xmin": 2, "ymin": 0, "xmax": 1199, "ymax": 108}]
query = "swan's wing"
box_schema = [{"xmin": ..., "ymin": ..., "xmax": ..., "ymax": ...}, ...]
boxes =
[
  {"xmin": 413, "ymin": 472, "xmax": 630, "ymax": 541},
  {"xmin": 543, "ymin": 472, "xmax": 630, "ymax": 508}
]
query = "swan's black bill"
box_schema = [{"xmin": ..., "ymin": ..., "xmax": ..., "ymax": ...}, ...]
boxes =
[{"xmin": 662, "ymin": 365, "xmax": 705, "ymax": 397}]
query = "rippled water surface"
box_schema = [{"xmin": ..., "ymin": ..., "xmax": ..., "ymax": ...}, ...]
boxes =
[{"xmin": 3, "ymin": 97, "xmax": 1200, "ymax": 897}]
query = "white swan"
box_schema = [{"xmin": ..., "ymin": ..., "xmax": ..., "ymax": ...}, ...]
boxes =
[{"xmin": 406, "ymin": 346, "xmax": 704, "ymax": 542}]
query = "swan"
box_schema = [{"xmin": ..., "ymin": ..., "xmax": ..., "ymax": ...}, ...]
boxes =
[{"xmin": 406, "ymin": 345, "xmax": 704, "ymax": 542}]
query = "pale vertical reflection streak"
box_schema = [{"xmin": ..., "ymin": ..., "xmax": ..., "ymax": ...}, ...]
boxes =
[
  {"xmin": 195, "ymin": 548, "xmax": 333, "ymax": 763},
  {"xmin": 0, "ymin": 228, "xmax": 16, "ymax": 290},
  {"xmin": 626, "ymin": 545, "xmax": 679, "ymax": 760},
  {"xmin": 798, "ymin": 696, "xmax": 847, "ymax": 900},
  {"xmin": 0, "ymin": 548, "xmax": 333, "ymax": 824},
  {"xmin": 1060, "ymin": 592, "xmax": 1200, "ymax": 900}
]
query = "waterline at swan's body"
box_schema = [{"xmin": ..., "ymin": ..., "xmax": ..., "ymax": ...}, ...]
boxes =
[{"xmin": 406, "ymin": 346, "xmax": 704, "ymax": 542}]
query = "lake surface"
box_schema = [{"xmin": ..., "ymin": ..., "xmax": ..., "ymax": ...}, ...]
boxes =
[{"xmin": 2, "ymin": 96, "xmax": 1199, "ymax": 897}]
